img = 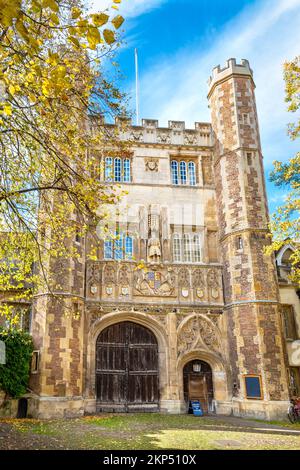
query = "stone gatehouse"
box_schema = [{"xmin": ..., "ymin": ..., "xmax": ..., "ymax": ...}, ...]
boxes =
[{"xmin": 26, "ymin": 58, "xmax": 300, "ymax": 420}]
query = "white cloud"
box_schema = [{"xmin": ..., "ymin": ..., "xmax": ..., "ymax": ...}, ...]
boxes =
[
  {"xmin": 89, "ymin": 0, "xmax": 166, "ymax": 18},
  {"xmin": 130, "ymin": 0, "xmax": 300, "ymax": 167}
]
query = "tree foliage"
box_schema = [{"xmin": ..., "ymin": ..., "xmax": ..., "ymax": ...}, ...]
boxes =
[
  {"xmin": 267, "ymin": 56, "xmax": 300, "ymax": 285},
  {"xmin": 0, "ymin": 0, "xmax": 129, "ymax": 321},
  {"xmin": 0, "ymin": 327, "xmax": 33, "ymax": 398}
]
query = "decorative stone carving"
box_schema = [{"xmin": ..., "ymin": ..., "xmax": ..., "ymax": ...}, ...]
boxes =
[
  {"xmin": 130, "ymin": 130, "xmax": 143, "ymax": 142},
  {"xmin": 193, "ymin": 269, "xmax": 205, "ymax": 299},
  {"xmin": 148, "ymin": 207, "xmax": 161, "ymax": 263},
  {"xmin": 104, "ymin": 265, "xmax": 116, "ymax": 285},
  {"xmin": 178, "ymin": 268, "xmax": 190, "ymax": 287},
  {"xmin": 88, "ymin": 310, "xmax": 103, "ymax": 328},
  {"xmin": 184, "ymin": 133, "xmax": 197, "ymax": 145},
  {"xmin": 207, "ymin": 269, "xmax": 219, "ymax": 299},
  {"xmin": 151, "ymin": 314, "xmax": 168, "ymax": 328},
  {"xmin": 202, "ymin": 156, "xmax": 213, "ymax": 185},
  {"xmin": 118, "ymin": 266, "xmax": 130, "ymax": 285},
  {"xmin": 176, "ymin": 314, "xmax": 186, "ymax": 329},
  {"xmin": 157, "ymin": 132, "xmax": 171, "ymax": 144},
  {"xmin": 145, "ymin": 158, "xmax": 159, "ymax": 172},
  {"xmin": 148, "ymin": 238, "xmax": 161, "ymax": 263},
  {"xmin": 87, "ymin": 263, "xmax": 101, "ymax": 295},
  {"xmin": 177, "ymin": 314, "xmax": 221, "ymax": 357},
  {"xmin": 134, "ymin": 268, "xmax": 176, "ymax": 297}
]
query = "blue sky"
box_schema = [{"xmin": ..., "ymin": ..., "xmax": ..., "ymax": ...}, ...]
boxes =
[{"xmin": 92, "ymin": 0, "xmax": 300, "ymax": 214}]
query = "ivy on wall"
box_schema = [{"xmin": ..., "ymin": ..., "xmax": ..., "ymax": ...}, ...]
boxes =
[{"xmin": 0, "ymin": 328, "xmax": 33, "ymax": 398}]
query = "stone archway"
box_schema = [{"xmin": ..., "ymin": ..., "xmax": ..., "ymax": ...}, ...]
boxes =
[
  {"xmin": 183, "ymin": 359, "xmax": 214, "ymax": 413},
  {"xmin": 177, "ymin": 350, "xmax": 230, "ymax": 414}
]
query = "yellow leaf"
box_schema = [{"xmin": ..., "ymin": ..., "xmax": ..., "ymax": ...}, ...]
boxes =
[
  {"xmin": 68, "ymin": 36, "xmax": 80, "ymax": 48},
  {"xmin": 103, "ymin": 29, "xmax": 115, "ymax": 45},
  {"xmin": 8, "ymin": 84, "xmax": 15, "ymax": 95},
  {"xmin": 71, "ymin": 6, "xmax": 81, "ymax": 19},
  {"xmin": 3, "ymin": 103, "xmax": 12, "ymax": 116},
  {"xmin": 87, "ymin": 27, "xmax": 101, "ymax": 50},
  {"xmin": 111, "ymin": 15, "xmax": 124, "ymax": 29},
  {"xmin": 91, "ymin": 13, "xmax": 109, "ymax": 27},
  {"xmin": 42, "ymin": 0, "xmax": 59, "ymax": 13}
]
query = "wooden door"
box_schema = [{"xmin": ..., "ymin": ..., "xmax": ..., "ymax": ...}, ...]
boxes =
[
  {"xmin": 96, "ymin": 322, "xmax": 159, "ymax": 412},
  {"xmin": 189, "ymin": 374, "xmax": 209, "ymax": 413}
]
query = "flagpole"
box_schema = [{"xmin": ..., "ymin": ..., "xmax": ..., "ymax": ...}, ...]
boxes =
[{"xmin": 135, "ymin": 48, "xmax": 140, "ymax": 126}]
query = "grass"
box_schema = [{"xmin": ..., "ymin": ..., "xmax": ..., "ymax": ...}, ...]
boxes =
[{"xmin": 1, "ymin": 414, "xmax": 300, "ymax": 450}]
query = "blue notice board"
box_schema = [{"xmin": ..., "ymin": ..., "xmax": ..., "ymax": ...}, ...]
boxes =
[
  {"xmin": 244, "ymin": 375, "xmax": 262, "ymax": 399},
  {"xmin": 191, "ymin": 400, "xmax": 203, "ymax": 416}
]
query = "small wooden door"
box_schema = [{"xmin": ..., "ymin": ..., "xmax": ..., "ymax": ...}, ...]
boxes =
[
  {"xmin": 96, "ymin": 322, "xmax": 159, "ymax": 412},
  {"xmin": 183, "ymin": 360, "xmax": 214, "ymax": 413},
  {"xmin": 189, "ymin": 375, "xmax": 209, "ymax": 413}
]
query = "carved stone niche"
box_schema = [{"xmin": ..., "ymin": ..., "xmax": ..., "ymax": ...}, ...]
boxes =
[
  {"xmin": 207, "ymin": 268, "xmax": 220, "ymax": 301},
  {"xmin": 118, "ymin": 266, "xmax": 130, "ymax": 297},
  {"xmin": 193, "ymin": 268, "xmax": 206, "ymax": 301},
  {"xmin": 202, "ymin": 156, "xmax": 213, "ymax": 185},
  {"xmin": 178, "ymin": 267, "xmax": 191, "ymax": 299},
  {"xmin": 87, "ymin": 263, "xmax": 101, "ymax": 297},
  {"xmin": 177, "ymin": 314, "xmax": 222, "ymax": 357},
  {"xmin": 145, "ymin": 158, "xmax": 159, "ymax": 172}
]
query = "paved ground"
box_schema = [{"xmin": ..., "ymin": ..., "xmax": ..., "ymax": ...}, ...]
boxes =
[{"xmin": 0, "ymin": 414, "xmax": 300, "ymax": 450}]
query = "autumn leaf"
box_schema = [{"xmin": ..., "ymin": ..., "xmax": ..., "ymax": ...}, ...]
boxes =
[{"xmin": 103, "ymin": 29, "xmax": 115, "ymax": 45}]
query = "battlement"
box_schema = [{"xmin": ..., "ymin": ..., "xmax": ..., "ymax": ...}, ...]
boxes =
[
  {"xmin": 91, "ymin": 116, "xmax": 212, "ymax": 147},
  {"xmin": 208, "ymin": 58, "xmax": 254, "ymax": 97}
]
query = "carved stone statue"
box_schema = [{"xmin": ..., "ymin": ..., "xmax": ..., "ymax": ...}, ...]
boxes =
[
  {"xmin": 147, "ymin": 206, "xmax": 161, "ymax": 263},
  {"xmin": 148, "ymin": 237, "xmax": 161, "ymax": 263}
]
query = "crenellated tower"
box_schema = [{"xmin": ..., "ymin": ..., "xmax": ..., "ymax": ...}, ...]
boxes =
[{"xmin": 208, "ymin": 59, "xmax": 289, "ymax": 417}]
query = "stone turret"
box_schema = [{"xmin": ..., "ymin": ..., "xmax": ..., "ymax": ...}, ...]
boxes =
[{"xmin": 208, "ymin": 59, "xmax": 289, "ymax": 418}]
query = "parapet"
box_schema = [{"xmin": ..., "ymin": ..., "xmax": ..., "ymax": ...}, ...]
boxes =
[
  {"xmin": 208, "ymin": 58, "xmax": 254, "ymax": 98},
  {"xmin": 91, "ymin": 117, "xmax": 212, "ymax": 147}
]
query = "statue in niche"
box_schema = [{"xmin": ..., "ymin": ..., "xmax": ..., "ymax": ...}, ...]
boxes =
[
  {"xmin": 148, "ymin": 237, "xmax": 161, "ymax": 263},
  {"xmin": 147, "ymin": 209, "xmax": 161, "ymax": 263}
]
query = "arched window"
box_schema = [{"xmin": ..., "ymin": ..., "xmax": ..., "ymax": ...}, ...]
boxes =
[
  {"xmin": 171, "ymin": 160, "xmax": 179, "ymax": 185},
  {"xmin": 173, "ymin": 233, "xmax": 181, "ymax": 262},
  {"xmin": 183, "ymin": 233, "xmax": 191, "ymax": 262},
  {"xmin": 125, "ymin": 235, "xmax": 133, "ymax": 260},
  {"xmin": 105, "ymin": 157, "xmax": 113, "ymax": 182},
  {"xmin": 188, "ymin": 161, "xmax": 196, "ymax": 186},
  {"xmin": 114, "ymin": 158, "xmax": 122, "ymax": 182},
  {"xmin": 193, "ymin": 234, "xmax": 201, "ymax": 262},
  {"xmin": 180, "ymin": 161, "xmax": 187, "ymax": 185},
  {"xmin": 104, "ymin": 239, "xmax": 113, "ymax": 259},
  {"xmin": 123, "ymin": 158, "xmax": 131, "ymax": 183}
]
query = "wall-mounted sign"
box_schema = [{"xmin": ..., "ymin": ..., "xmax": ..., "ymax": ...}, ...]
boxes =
[{"xmin": 244, "ymin": 375, "xmax": 263, "ymax": 400}]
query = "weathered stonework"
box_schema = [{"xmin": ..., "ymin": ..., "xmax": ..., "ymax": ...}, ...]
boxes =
[{"xmin": 24, "ymin": 58, "xmax": 298, "ymax": 420}]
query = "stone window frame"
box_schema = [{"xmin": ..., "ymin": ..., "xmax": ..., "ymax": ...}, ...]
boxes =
[
  {"xmin": 104, "ymin": 230, "xmax": 134, "ymax": 261},
  {"xmin": 172, "ymin": 231, "xmax": 203, "ymax": 264},
  {"xmin": 104, "ymin": 156, "xmax": 132, "ymax": 183},
  {"xmin": 31, "ymin": 350, "xmax": 40, "ymax": 374},
  {"xmin": 170, "ymin": 157, "xmax": 198, "ymax": 186},
  {"xmin": 281, "ymin": 304, "xmax": 298, "ymax": 341}
]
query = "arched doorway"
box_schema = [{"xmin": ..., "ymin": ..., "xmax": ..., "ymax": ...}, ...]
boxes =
[
  {"xmin": 96, "ymin": 321, "xmax": 159, "ymax": 412},
  {"xmin": 183, "ymin": 360, "xmax": 214, "ymax": 413}
]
